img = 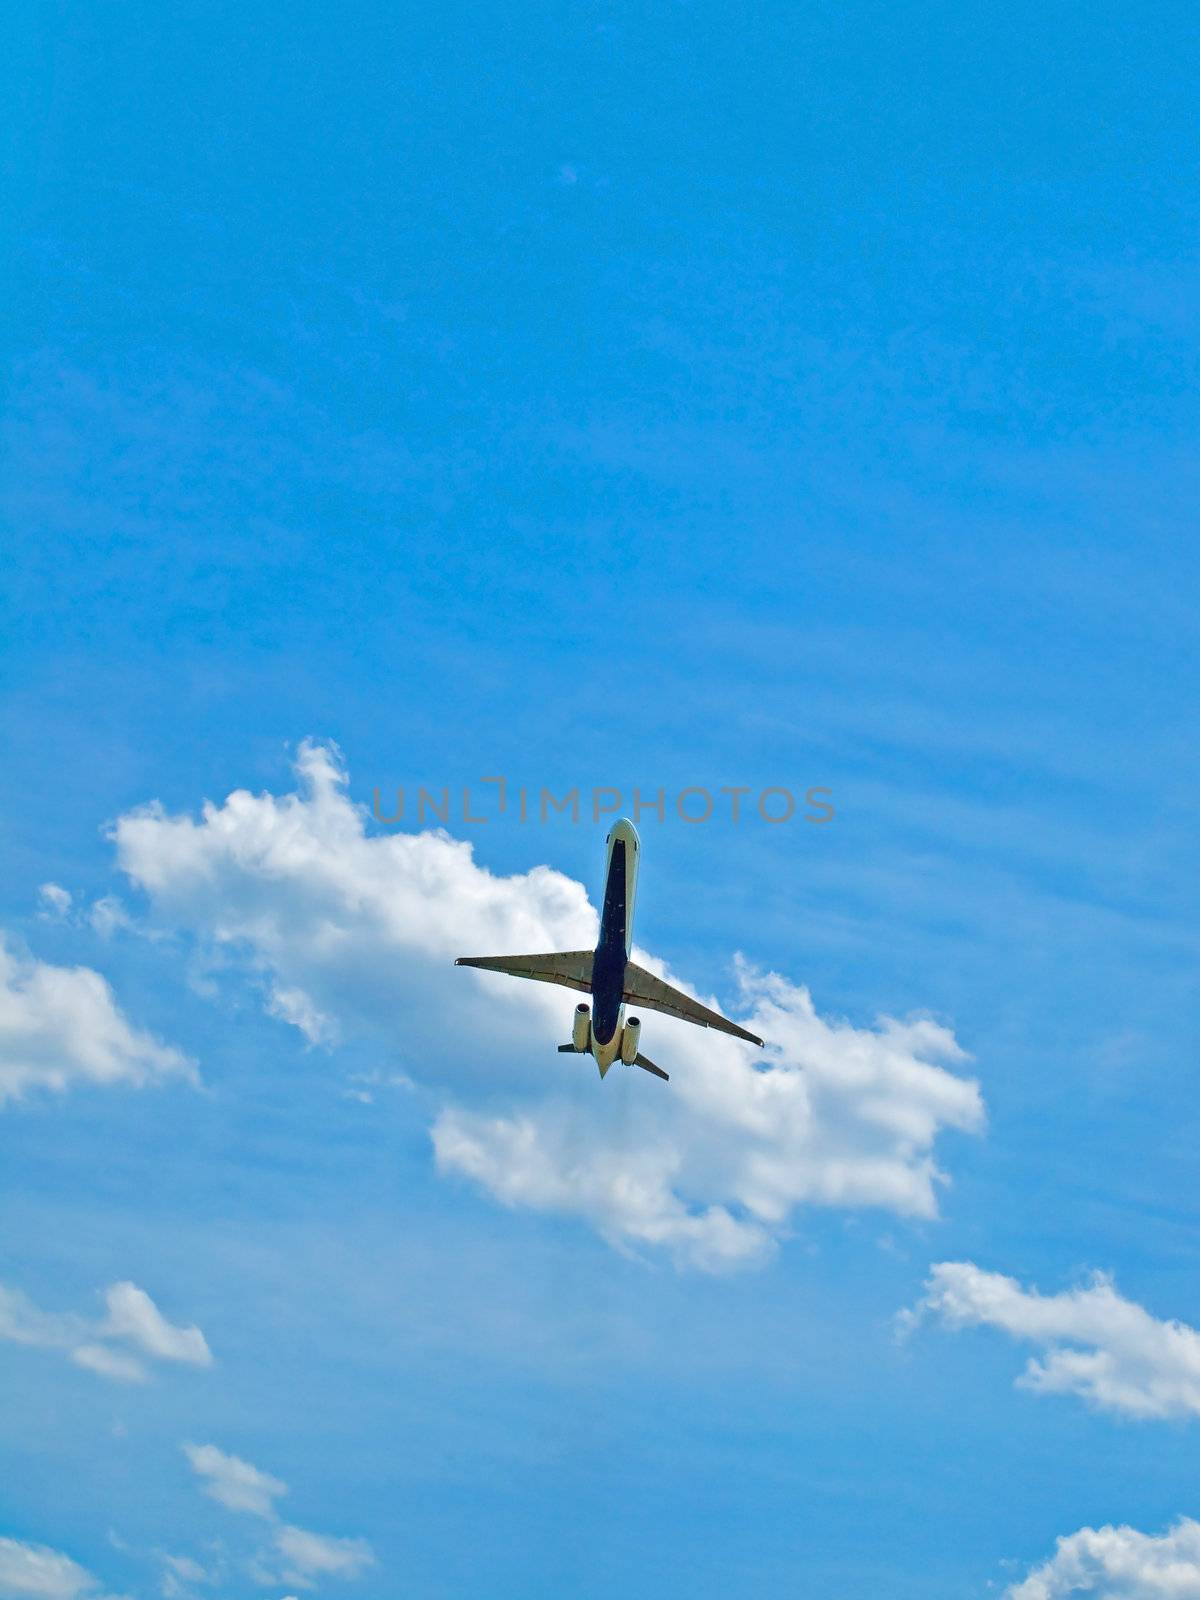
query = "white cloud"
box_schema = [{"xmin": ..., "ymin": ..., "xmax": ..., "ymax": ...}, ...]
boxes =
[
  {"xmin": 1008, "ymin": 1517, "xmax": 1200, "ymax": 1598},
  {"xmin": 88, "ymin": 896, "xmax": 135, "ymax": 939},
  {"xmin": 274, "ymin": 1526, "xmax": 375, "ymax": 1585},
  {"xmin": 435, "ymin": 971, "xmax": 982, "ymax": 1270},
  {"xmin": 36, "ymin": 884, "xmax": 72, "ymax": 921},
  {"xmin": 432, "ymin": 1101, "xmax": 773, "ymax": 1271},
  {"xmin": 0, "ymin": 1280, "xmax": 212, "ymax": 1386},
  {"xmin": 101, "ymin": 1282, "xmax": 212, "ymax": 1368},
  {"xmin": 0, "ymin": 934, "xmax": 194, "ymax": 1107},
  {"xmin": 0, "ymin": 1538, "xmax": 110, "ymax": 1600},
  {"xmin": 908, "ymin": 1262, "xmax": 1200, "ymax": 1419},
  {"xmin": 184, "ymin": 1443, "xmax": 286, "ymax": 1518},
  {"xmin": 0, "ymin": 1285, "xmax": 86, "ymax": 1350},
  {"xmin": 160, "ymin": 1555, "xmax": 208, "ymax": 1580},
  {"xmin": 264, "ymin": 984, "xmax": 336, "ymax": 1046},
  {"xmin": 161, "ymin": 1558, "xmax": 207, "ymax": 1583},
  {"xmin": 71, "ymin": 1343, "xmax": 150, "ymax": 1384},
  {"xmin": 112, "ymin": 741, "xmax": 984, "ymax": 1271},
  {"xmin": 158, "ymin": 1552, "xmax": 216, "ymax": 1598},
  {"xmin": 182, "ymin": 1444, "xmax": 374, "ymax": 1589}
]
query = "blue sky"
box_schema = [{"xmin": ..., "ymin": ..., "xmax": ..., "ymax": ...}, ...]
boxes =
[{"xmin": 3, "ymin": 2, "xmax": 1199, "ymax": 1596}]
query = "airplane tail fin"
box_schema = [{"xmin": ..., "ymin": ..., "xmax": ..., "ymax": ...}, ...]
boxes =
[{"xmin": 559, "ymin": 1043, "xmax": 667, "ymax": 1080}]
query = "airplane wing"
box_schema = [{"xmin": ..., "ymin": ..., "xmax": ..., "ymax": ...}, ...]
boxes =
[
  {"xmin": 622, "ymin": 961, "xmax": 764, "ymax": 1047},
  {"xmin": 454, "ymin": 951, "xmax": 594, "ymax": 996}
]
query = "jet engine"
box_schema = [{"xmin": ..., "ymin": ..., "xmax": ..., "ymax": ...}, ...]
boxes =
[
  {"xmin": 572, "ymin": 1003, "xmax": 591, "ymax": 1052},
  {"xmin": 620, "ymin": 1016, "xmax": 641, "ymax": 1064}
]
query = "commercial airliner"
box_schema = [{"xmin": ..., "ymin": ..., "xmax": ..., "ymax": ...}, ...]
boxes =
[{"xmin": 455, "ymin": 819, "xmax": 763, "ymax": 1082}]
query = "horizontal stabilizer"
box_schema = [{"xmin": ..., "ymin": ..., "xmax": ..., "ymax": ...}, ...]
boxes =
[
  {"xmin": 622, "ymin": 960, "xmax": 763, "ymax": 1047},
  {"xmin": 633, "ymin": 1052, "xmax": 669, "ymax": 1081},
  {"xmin": 455, "ymin": 951, "xmax": 594, "ymax": 996}
]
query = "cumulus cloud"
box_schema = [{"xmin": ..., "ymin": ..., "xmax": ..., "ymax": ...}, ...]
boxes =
[
  {"xmin": 0, "ymin": 1280, "xmax": 212, "ymax": 1385},
  {"xmin": 182, "ymin": 1444, "xmax": 374, "ymax": 1589},
  {"xmin": 1008, "ymin": 1516, "xmax": 1200, "ymax": 1598},
  {"xmin": 112, "ymin": 741, "xmax": 984, "ymax": 1270},
  {"xmin": 435, "ymin": 972, "xmax": 982, "ymax": 1270},
  {"xmin": 0, "ymin": 1538, "xmax": 114, "ymax": 1600},
  {"xmin": 907, "ymin": 1262, "xmax": 1200, "ymax": 1419},
  {"xmin": 0, "ymin": 934, "xmax": 194, "ymax": 1107},
  {"xmin": 432, "ymin": 1101, "xmax": 775, "ymax": 1271}
]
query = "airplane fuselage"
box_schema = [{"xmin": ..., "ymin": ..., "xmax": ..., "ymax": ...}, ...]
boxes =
[
  {"xmin": 455, "ymin": 814, "xmax": 761, "ymax": 1082},
  {"xmin": 589, "ymin": 818, "xmax": 639, "ymax": 1073}
]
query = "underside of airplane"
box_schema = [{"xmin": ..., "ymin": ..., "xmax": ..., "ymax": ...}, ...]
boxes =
[{"xmin": 455, "ymin": 819, "xmax": 763, "ymax": 1082}]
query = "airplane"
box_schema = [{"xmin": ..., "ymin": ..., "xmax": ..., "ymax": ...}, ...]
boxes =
[{"xmin": 455, "ymin": 818, "xmax": 763, "ymax": 1082}]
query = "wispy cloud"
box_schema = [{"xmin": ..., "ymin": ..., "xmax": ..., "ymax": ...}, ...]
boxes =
[
  {"xmin": 182, "ymin": 1444, "xmax": 374, "ymax": 1589},
  {"xmin": 184, "ymin": 1443, "xmax": 286, "ymax": 1517},
  {"xmin": 274, "ymin": 1526, "xmax": 374, "ymax": 1587},
  {"xmin": 905, "ymin": 1262, "xmax": 1200, "ymax": 1419},
  {"xmin": 112, "ymin": 741, "xmax": 984, "ymax": 1271},
  {"xmin": 159, "ymin": 1552, "xmax": 215, "ymax": 1599},
  {"xmin": 0, "ymin": 1281, "xmax": 213, "ymax": 1385},
  {"xmin": 0, "ymin": 1537, "xmax": 121, "ymax": 1600},
  {"xmin": 36, "ymin": 884, "xmax": 73, "ymax": 921}
]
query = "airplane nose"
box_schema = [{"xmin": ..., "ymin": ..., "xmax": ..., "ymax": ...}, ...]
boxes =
[{"xmin": 610, "ymin": 817, "xmax": 640, "ymax": 849}]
